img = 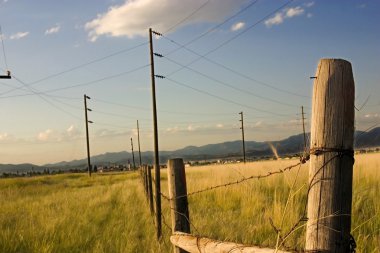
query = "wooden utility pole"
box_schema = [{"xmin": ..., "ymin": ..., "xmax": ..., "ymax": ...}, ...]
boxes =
[
  {"xmin": 306, "ymin": 59, "xmax": 355, "ymax": 252},
  {"xmin": 239, "ymin": 111, "xmax": 246, "ymax": 163},
  {"xmin": 149, "ymin": 27, "xmax": 162, "ymax": 239},
  {"xmin": 137, "ymin": 120, "xmax": 142, "ymax": 167},
  {"xmin": 84, "ymin": 94, "xmax": 92, "ymax": 177},
  {"xmin": 130, "ymin": 137, "xmax": 136, "ymax": 169},
  {"xmin": 301, "ymin": 106, "xmax": 307, "ymax": 151},
  {"xmin": 167, "ymin": 159, "xmax": 190, "ymax": 253}
]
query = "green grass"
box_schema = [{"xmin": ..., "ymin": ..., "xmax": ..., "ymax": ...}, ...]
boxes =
[
  {"xmin": 0, "ymin": 172, "xmax": 161, "ymax": 253},
  {"xmin": 0, "ymin": 153, "xmax": 379, "ymax": 252}
]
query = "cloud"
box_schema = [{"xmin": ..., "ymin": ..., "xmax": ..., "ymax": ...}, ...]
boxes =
[
  {"xmin": 37, "ymin": 129, "xmax": 55, "ymax": 141},
  {"xmin": 264, "ymin": 12, "xmax": 284, "ymax": 27},
  {"xmin": 0, "ymin": 133, "xmax": 11, "ymax": 141},
  {"xmin": 265, "ymin": 6, "xmax": 306, "ymax": 27},
  {"xmin": 187, "ymin": 125, "xmax": 196, "ymax": 132},
  {"xmin": 307, "ymin": 13, "xmax": 313, "ymax": 18},
  {"xmin": 358, "ymin": 3, "xmax": 366, "ymax": 9},
  {"xmin": 230, "ymin": 21, "xmax": 245, "ymax": 32},
  {"xmin": 45, "ymin": 25, "xmax": 61, "ymax": 35},
  {"xmin": 9, "ymin": 31, "xmax": 29, "ymax": 40},
  {"xmin": 304, "ymin": 2, "xmax": 314, "ymax": 8},
  {"xmin": 216, "ymin": 123, "xmax": 224, "ymax": 128},
  {"xmin": 166, "ymin": 126, "xmax": 179, "ymax": 134},
  {"xmin": 364, "ymin": 113, "xmax": 379, "ymax": 118},
  {"xmin": 286, "ymin": 6, "xmax": 304, "ymax": 18},
  {"xmin": 66, "ymin": 125, "xmax": 82, "ymax": 139},
  {"xmin": 85, "ymin": 0, "xmax": 246, "ymax": 41}
]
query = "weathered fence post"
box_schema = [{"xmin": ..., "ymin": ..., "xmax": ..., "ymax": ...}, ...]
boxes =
[
  {"xmin": 147, "ymin": 166, "xmax": 154, "ymax": 215},
  {"xmin": 167, "ymin": 158, "xmax": 190, "ymax": 253},
  {"xmin": 144, "ymin": 165, "xmax": 149, "ymax": 199},
  {"xmin": 306, "ymin": 59, "xmax": 355, "ymax": 252}
]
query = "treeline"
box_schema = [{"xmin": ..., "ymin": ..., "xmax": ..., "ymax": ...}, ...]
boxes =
[{"xmin": 0, "ymin": 168, "xmax": 86, "ymax": 179}]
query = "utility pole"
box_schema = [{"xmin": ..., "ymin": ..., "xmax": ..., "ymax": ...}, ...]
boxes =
[
  {"xmin": 131, "ymin": 137, "xmax": 136, "ymax": 169},
  {"xmin": 149, "ymin": 27, "xmax": 161, "ymax": 239},
  {"xmin": 239, "ymin": 111, "xmax": 246, "ymax": 163},
  {"xmin": 84, "ymin": 94, "xmax": 93, "ymax": 176},
  {"xmin": 137, "ymin": 120, "xmax": 142, "ymax": 167},
  {"xmin": 301, "ymin": 106, "xmax": 307, "ymax": 151}
]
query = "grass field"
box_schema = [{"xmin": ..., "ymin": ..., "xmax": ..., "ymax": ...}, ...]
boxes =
[{"xmin": 0, "ymin": 153, "xmax": 379, "ymax": 252}]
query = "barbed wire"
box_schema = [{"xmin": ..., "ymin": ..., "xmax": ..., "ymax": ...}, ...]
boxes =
[
  {"xmin": 143, "ymin": 148, "xmax": 358, "ymax": 252},
  {"xmin": 161, "ymin": 158, "xmax": 308, "ymax": 201},
  {"xmin": 276, "ymin": 151, "xmax": 356, "ymax": 252}
]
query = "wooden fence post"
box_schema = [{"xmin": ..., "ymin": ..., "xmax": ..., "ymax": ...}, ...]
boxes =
[
  {"xmin": 306, "ymin": 59, "xmax": 355, "ymax": 252},
  {"xmin": 144, "ymin": 165, "xmax": 149, "ymax": 198},
  {"xmin": 147, "ymin": 165, "xmax": 154, "ymax": 215},
  {"xmin": 167, "ymin": 158, "xmax": 190, "ymax": 253}
]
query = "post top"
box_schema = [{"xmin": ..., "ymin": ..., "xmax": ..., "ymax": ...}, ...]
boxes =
[{"xmin": 319, "ymin": 58, "xmax": 352, "ymax": 66}]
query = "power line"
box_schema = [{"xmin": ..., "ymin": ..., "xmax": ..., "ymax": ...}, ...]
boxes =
[
  {"xmin": 163, "ymin": 76, "xmax": 292, "ymax": 117},
  {"xmin": 1, "ymin": 41, "xmax": 149, "ymax": 96},
  {"xmin": 164, "ymin": 0, "xmax": 260, "ymax": 56},
  {"xmin": 91, "ymin": 109, "xmax": 151, "ymax": 121},
  {"xmin": 163, "ymin": 34, "xmax": 309, "ymax": 99},
  {"xmin": 0, "ymin": 64, "xmax": 150, "ymax": 99},
  {"xmin": 158, "ymin": 0, "xmax": 308, "ymax": 99},
  {"xmin": 163, "ymin": 0, "xmax": 211, "ymax": 34},
  {"xmin": 91, "ymin": 97, "xmax": 235, "ymax": 116},
  {"xmin": 0, "ymin": 25, "xmax": 8, "ymax": 70},
  {"xmin": 11, "ymin": 75, "xmax": 82, "ymax": 120},
  {"xmin": 162, "ymin": 55, "xmax": 302, "ymax": 108}
]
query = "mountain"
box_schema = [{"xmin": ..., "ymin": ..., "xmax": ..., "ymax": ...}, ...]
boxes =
[{"xmin": 1, "ymin": 128, "xmax": 379, "ymax": 173}]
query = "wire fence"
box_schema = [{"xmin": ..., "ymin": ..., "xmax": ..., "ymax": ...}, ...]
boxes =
[{"xmin": 139, "ymin": 146, "xmax": 358, "ymax": 252}]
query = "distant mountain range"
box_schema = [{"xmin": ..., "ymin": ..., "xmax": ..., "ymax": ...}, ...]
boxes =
[{"xmin": 1, "ymin": 128, "xmax": 379, "ymax": 173}]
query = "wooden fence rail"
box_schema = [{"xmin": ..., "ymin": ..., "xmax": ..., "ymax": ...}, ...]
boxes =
[{"xmin": 170, "ymin": 232, "xmax": 291, "ymax": 253}]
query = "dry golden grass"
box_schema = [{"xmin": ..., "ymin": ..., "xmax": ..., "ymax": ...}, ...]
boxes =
[{"xmin": 0, "ymin": 153, "xmax": 378, "ymax": 252}]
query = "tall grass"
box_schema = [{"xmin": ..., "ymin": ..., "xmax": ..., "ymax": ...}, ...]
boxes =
[{"xmin": 0, "ymin": 153, "xmax": 378, "ymax": 252}]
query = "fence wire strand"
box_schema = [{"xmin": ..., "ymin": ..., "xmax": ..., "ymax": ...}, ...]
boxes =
[{"xmin": 162, "ymin": 159, "xmax": 306, "ymax": 201}]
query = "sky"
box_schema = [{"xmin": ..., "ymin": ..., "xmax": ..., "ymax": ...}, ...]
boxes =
[{"xmin": 0, "ymin": 0, "xmax": 379, "ymax": 165}]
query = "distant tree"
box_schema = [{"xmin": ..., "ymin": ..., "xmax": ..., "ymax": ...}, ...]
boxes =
[{"xmin": 93, "ymin": 165, "xmax": 98, "ymax": 173}]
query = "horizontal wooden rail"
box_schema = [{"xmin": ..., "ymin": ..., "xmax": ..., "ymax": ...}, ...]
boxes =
[{"xmin": 170, "ymin": 232, "xmax": 291, "ymax": 253}]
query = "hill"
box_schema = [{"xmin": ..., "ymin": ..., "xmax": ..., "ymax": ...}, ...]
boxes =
[{"xmin": 1, "ymin": 128, "xmax": 379, "ymax": 173}]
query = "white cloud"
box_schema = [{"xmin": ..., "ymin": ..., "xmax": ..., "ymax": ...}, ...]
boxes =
[
  {"xmin": 66, "ymin": 125, "xmax": 82, "ymax": 139},
  {"xmin": 166, "ymin": 126, "xmax": 179, "ymax": 134},
  {"xmin": 230, "ymin": 21, "xmax": 245, "ymax": 32},
  {"xmin": 364, "ymin": 113, "xmax": 379, "ymax": 118},
  {"xmin": 358, "ymin": 3, "xmax": 366, "ymax": 9},
  {"xmin": 36, "ymin": 125, "xmax": 83, "ymax": 142},
  {"xmin": 187, "ymin": 125, "xmax": 196, "ymax": 132},
  {"xmin": 0, "ymin": 133, "xmax": 11, "ymax": 141},
  {"xmin": 37, "ymin": 129, "xmax": 54, "ymax": 141},
  {"xmin": 304, "ymin": 2, "xmax": 314, "ymax": 8},
  {"xmin": 85, "ymin": 0, "xmax": 246, "ymax": 41},
  {"xmin": 265, "ymin": 12, "xmax": 284, "ymax": 27},
  {"xmin": 307, "ymin": 13, "xmax": 313, "ymax": 18},
  {"xmin": 10, "ymin": 31, "xmax": 29, "ymax": 40},
  {"xmin": 255, "ymin": 121, "xmax": 263, "ymax": 127},
  {"xmin": 45, "ymin": 25, "xmax": 61, "ymax": 35},
  {"xmin": 265, "ymin": 6, "xmax": 307, "ymax": 27},
  {"xmin": 216, "ymin": 124, "xmax": 224, "ymax": 128},
  {"xmin": 286, "ymin": 6, "xmax": 304, "ymax": 18}
]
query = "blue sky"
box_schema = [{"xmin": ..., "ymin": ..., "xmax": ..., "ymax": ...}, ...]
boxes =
[{"xmin": 0, "ymin": 0, "xmax": 379, "ymax": 164}]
